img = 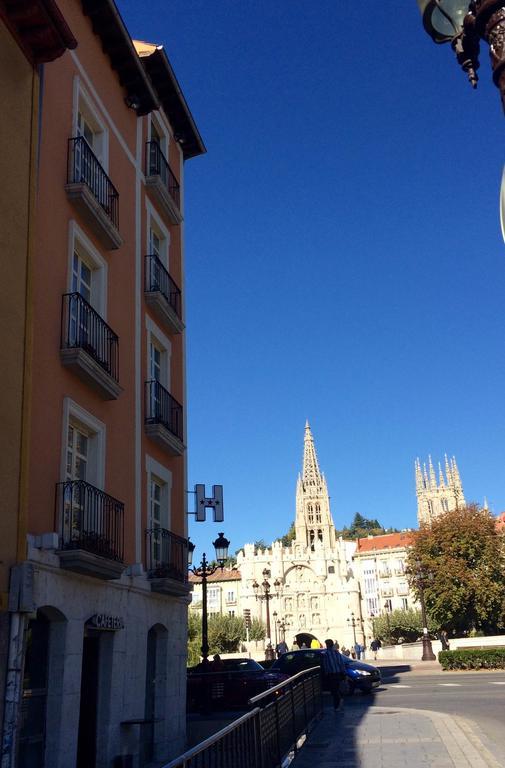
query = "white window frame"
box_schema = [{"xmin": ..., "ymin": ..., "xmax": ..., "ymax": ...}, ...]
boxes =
[
  {"xmin": 145, "ymin": 455, "xmax": 172, "ymax": 531},
  {"xmin": 61, "ymin": 398, "xmax": 106, "ymax": 489},
  {"xmin": 149, "ymin": 112, "xmax": 169, "ymax": 158},
  {"xmin": 146, "ymin": 201, "xmax": 170, "ymax": 269},
  {"xmin": 72, "ymin": 77, "xmax": 109, "ymax": 171},
  {"xmin": 146, "ymin": 316, "xmax": 172, "ymax": 391},
  {"xmin": 68, "ymin": 220, "xmax": 108, "ymax": 316}
]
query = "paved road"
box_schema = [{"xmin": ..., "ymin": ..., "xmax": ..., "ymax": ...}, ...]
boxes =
[{"xmin": 352, "ymin": 669, "xmax": 505, "ymax": 765}]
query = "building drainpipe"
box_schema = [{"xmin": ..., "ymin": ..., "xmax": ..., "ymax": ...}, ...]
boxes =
[{"xmin": 1, "ymin": 613, "xmax": 27, "ymax": 768}]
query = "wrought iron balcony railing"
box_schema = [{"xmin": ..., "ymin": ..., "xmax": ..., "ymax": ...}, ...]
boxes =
[
  {"xmin": 145, "ymin": 380, "xmax": 183, "ymax": 441},
  {"xmin": 145, "ymin": 254, "xmax": 182, "ymax": 318},
  {"xmin": 145, "ymin": 140, "xmax": 180, "ymax": 210},
  {"xmin": 61, "ymin": 293, "xmax": 119, "ymax": 381},
  {"xmin": 68, "ymin": 136, "xmax": 119, "ymax": 229},
  {"xmin": 56, "ymin": 479, "xmax": 124, "ymax": 562},
  {"xmin": 145, "ymin": 528, "xmax": 189, "ymax": 582}
]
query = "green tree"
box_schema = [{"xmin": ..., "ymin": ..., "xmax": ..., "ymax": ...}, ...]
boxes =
[
  {"xmin": 207, "ymin": 614, "xmax": 246, "ymax": 654},
  {"xmin": 406, "ymin": 505, "xmax": 505, "ymax": 636},
  {"xmin": 187, "ymin": 611, "xmax": 202, "ymax": 666},
  {"xmin": 372, "ymin": 608, "xmax": 437, "ymax": 644},
  {"xmin": 276, "ymin": 521, "xmax": 296, "ymax": 547},
  {"xmin": 249, "ymin": 617, "xmax": 266, "ymax": 641}
]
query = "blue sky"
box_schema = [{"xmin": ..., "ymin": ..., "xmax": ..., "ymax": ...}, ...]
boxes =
[{"xmin": 120, "ymin": 1, "xmax": 505, "ymax": 558}]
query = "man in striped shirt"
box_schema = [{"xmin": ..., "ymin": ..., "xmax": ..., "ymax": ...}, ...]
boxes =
[{"xmin": 321, "ymin": 638, "xmax": 346, "ymax": 710}]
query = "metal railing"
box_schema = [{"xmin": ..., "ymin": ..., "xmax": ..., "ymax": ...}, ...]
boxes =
[
  {"xmin": 146, "ymin": 140, "xmax": 180, "ymax": 210},
  {"xmin": 55, "ymin": 480, "xmax": 124, "ymax": 562},
  {"xmin": 67, "ymin": 136, "xmax": 119, "ymax": 229},
  {"xmin": 145, "ymin": 254, "xmax": 182, "ymax": 318},
  {"xmin": 145, "ymin": 380, "xmax": 183, "ymax": 441},
  {"xmin": 61, "ymin": 293, "xmax": 119, "ymax": 381},
  {"xmin": 166, "ymin": 668, "xmax": 322, "ymax": 768},
  {"xmin": 145, "ymin": 528, "xmax": 189, "ymax": 582}
]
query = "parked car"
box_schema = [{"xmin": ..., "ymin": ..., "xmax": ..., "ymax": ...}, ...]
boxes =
[
  {"xmin": 187, "ymin": 658, "xmax": 288, "ymax": 711},
  {"xmin": 271, "ymin": 649, "xmax": 381, "ymax": 694}
]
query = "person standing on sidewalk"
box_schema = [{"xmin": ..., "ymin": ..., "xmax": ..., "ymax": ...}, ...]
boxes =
[{"xmin": 321, "ymin": 639, "xmax": 346, "ymax": 711}]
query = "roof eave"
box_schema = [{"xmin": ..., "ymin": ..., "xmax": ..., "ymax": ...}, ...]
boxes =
[
  {"xmin": 140, "ymin": 47, "xmax": 206, "ymax": 160},
  {"xmin": 81, "ymin": 0, "xmax": 159, "ymax": 116},
  {"xmin": 0, "ymin": 0, "xmax": 77, "ymax": 64}
]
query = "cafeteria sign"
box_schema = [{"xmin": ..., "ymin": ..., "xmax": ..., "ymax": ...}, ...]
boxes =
[{"xmin": 88, "ymin": 613, "xmax": 125, "ymax": 631}]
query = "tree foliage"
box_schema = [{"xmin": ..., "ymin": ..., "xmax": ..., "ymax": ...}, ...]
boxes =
[
  {"xmin": 187, "ymin": 612, "xmax": 267, "ymax": 663},
  {"xmin": 336, "ymin": 513, "xmax": 399, "ymax": 540},
  {"xmin": 275, "ymin": 521, "xmax": 296, "ymax": 547},
  {"xmin": 372, "ymin": 608, "xmax": 437, "ymax": 644},
  {"xmin": 249, "ymin": 617, "xmax": 266, "ymax": 641},
  {"xmin": 406, "ymin": 505, "xmax": 505, "ymax": 636}
]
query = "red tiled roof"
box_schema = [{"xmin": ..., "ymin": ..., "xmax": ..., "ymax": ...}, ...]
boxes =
[
  {"xmin": 496, "ymin": 513, "xmax": 505, "ymax": 531},
  {"xmin": 355, "ymin": 532, "xmax": 413, "ymax": 553},
  {"xmin": 189, "ymin": 568, "xmax": 241, "ymax": 584}
]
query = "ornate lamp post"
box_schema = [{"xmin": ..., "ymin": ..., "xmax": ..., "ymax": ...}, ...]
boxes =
[
  {"xmin": 383, "ymin": 602, "xmax": 392, "ymax": 645},
  {"xmin": 188, "ymin": 532, "xmax": 230, "ymax": 663},
  {"xmin": 272, "ymin": 611, "xmax": 279, "ymax": 647},
  {"xmin": 252, "ymin": 569, "xmax": 281, "ymax": 661},
  {"xmin": 413, "ymin": 560, "xmax": 437, "ymax": 661},
  {"xmin": 416, "ymin": 0, "xmax": 505, "ymax": 112},
  {"xmin": 347, "ymin": 612, "xmax": 358, "ymax": 645}
]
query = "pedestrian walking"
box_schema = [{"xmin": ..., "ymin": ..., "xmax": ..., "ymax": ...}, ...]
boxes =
[
  {"xmin": 354, "ymin": 642, "xmax": 363, "ymax": 660},
  {"xmin": 321, "ymin": 638, "xmax": 346, "ymax": 711},
  {"xmin": 276, "ymin": 640, "xmax": 288, "ymax": 656},
  {"xmin": 370, "ymin": 638, "xmax": 381, "ymax": 661},
  {"xmin": 440, "ymin": 630, "xmax": 450, "ymax": 651}
]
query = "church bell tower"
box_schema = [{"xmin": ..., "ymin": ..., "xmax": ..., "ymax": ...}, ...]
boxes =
[
  {"xmin": 295, "ymin": 422, "xmax": 337, "ymax": 550},
  {"xmin": 415, "ymin": 454, "xmax": 465, "ymax": 525}
]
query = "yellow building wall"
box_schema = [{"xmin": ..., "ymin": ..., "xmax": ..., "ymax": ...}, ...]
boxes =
[{"xmin": 0, "ymin": 21, "xmax": 38, "ymax": 604}]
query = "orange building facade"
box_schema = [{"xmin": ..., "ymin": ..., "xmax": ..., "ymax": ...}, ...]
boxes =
[{"xmin": 1, "ymin": 2, "xmax": 204, "ymax": 766}]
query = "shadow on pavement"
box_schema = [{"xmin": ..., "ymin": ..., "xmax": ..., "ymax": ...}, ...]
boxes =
[{"xmin": 376, "ymin": 663, "xmax": 412, "ymax": 680}]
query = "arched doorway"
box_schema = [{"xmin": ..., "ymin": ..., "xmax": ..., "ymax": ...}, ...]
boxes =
[
  {"xmin": 18, "ymin": 606, "xmax": 66, "ymax": 768},
  {"xmin": 294, "ymin": 632, "xmax": 322, "ymax": 649}
]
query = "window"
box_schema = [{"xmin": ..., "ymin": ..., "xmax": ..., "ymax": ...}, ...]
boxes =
[
  {"xmin": 227, "ymin": 591, "xmax": 235, "ymax": 602},
  {"xmin": 384, "ymin": 599, "xmax": 392, "ymax": 612},
  {"xmin": 150, "ymin": 115, "xmax": 168, "ymax": 156},
  {"xmin": 61, "ymin": 399, "xmax": 105, "ymax": 489},
  {"xmin": 328, "ymin": 565, "xmax": 335, "ymax": 574},
  {"xmin": 367, "ymin": 597, "xmax": 379, "ymax": 615},
  {"xmin": 228, "ymin": 610, "xmax": 235, "ymax": 617},
  {"xmin": 146, "ymin": 319, "xmax": 171, "ymax": 389},
  {"xmin": 146, "ymin": 456, "xmax": 172, "ymax": 568},
  {"xmin": 73, "ymin": 80, "xmax": 107, "ymax": 168},
  {"xmin": 441, "ymin": 498, "xmax": 449, "ymax": 512},
  {"xmin": 401, "ymin": 598, "xmax": 408, "ymax": 610},
  {"xmin": 67, "ymin": 221, "xmax": 107, "ymax": 316},
  {"xmin": 315, "ymin": 503, "xmax": 321, "ymax": 523}
]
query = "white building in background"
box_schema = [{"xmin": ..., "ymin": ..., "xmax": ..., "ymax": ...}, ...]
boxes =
[
  {"xmin": 415, "ymin": 455, "xmax": 465, "ymax": 525},
  {"xmin": 189, "ymin": 568, "xmax": 242, "ymax": 617},
  {"xmin": 237, "ymin": 423, "xmax": 363, "ymax": 650},
  {"xmin": 352, "ymin": 532, "xmax": 417, "ymax": 640}
]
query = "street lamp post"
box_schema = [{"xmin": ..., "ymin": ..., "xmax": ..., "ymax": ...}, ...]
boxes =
[
  {"xmin": 384, "ymin": 602, "xmax": 392, "ymax": 645},
  {"xmin": 253, "ymin": 569, "xmax": 281, "ymax": 661},
  {"xmin": 188, "ymin": 532, "xmax": 230, "ymax": 663},
  {"xmin": 415, "ymin": 0, "xmax": 505, "ymax": 113},
  {"xmin": 347, "ymin": 612, "xmax": 358, "ymax": 645},
  {"xmin": 272, "ymin": 611, "xmax": 278, "ymax": 647},
  {"xmin": 414, "ymin": 560, "xmax": 437, "ymax": 661}
]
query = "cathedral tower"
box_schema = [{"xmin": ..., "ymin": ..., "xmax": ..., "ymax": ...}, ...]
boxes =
[
  {"xmin": 415, "ymin": 455, "xmax": 465, "ymax": 525},
  {"xmin": 295, "ymin": 422, "xmax": 337, "ymax": 549}
]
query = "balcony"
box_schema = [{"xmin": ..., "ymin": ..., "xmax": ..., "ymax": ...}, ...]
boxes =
[
  {"xmin": 394, "ymin": 566, "xmax": 405, "ymax": 576},
  {"xmin": 380, "ymin": 587, "xmax": 394, "ymax": 597},
  {"xmin": 396, "ymin": 584, "xmax": 409, "ymax": 596},
  {"xmin": 378, "ymin": 568, "xmax": 391, "ymax": 579},
  {"xmin": 144, "ymin": 380, "xmax": 184, "ymax": 455},
  {"xmin": 144, "ymin": 254, "xmax": 184, "ymax": 334},
  {"xmin": 60, "ymin": 293, "xmax": 122, "ymax": 400},
  {"xmin": 145, "ymin": 141, "xmax": 182, "ymax": 225},
  {"xmin": 56, "ymin": 480, "xmax": 125, "ymax": 580},
  {"xmin": 146, "ymin": 528, "xmax": 189, "ymax": 597},
  {"xmin": 65, "ymin": 137, "xmax": 122, "ymax": 249}
]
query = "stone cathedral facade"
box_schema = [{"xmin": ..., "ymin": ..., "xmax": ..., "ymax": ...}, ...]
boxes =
[
  {"xmin": 237, "ymin": 423, "xmax": 363, "ymax": 648},
  {"xmin": 415, "ymin": 455, "xmax": 465, "ymax": 525}
]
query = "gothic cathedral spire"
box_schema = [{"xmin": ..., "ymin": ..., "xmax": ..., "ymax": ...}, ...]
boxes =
[
  {"xmin": 295, "ymin": 422, "xmax": 337, "ymax": 550},
  {"xmin": 415, "ymin": 454, "xmax": 465, "ymax": 525}
]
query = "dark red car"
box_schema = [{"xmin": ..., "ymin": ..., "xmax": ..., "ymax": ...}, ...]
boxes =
[{"xmin": 187, "ymin": 658, "xmax": 288, "ymax": 711}]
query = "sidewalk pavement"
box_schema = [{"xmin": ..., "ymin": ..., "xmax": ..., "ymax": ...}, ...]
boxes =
[{"xmin": 290, "ymin": 703, "xmax": 504, "ymax": 768}]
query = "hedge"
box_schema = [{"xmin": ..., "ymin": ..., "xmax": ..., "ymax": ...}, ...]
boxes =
[{"xmin": 439, "ymin": 648, "xmax": 505, "ymax": 670}]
